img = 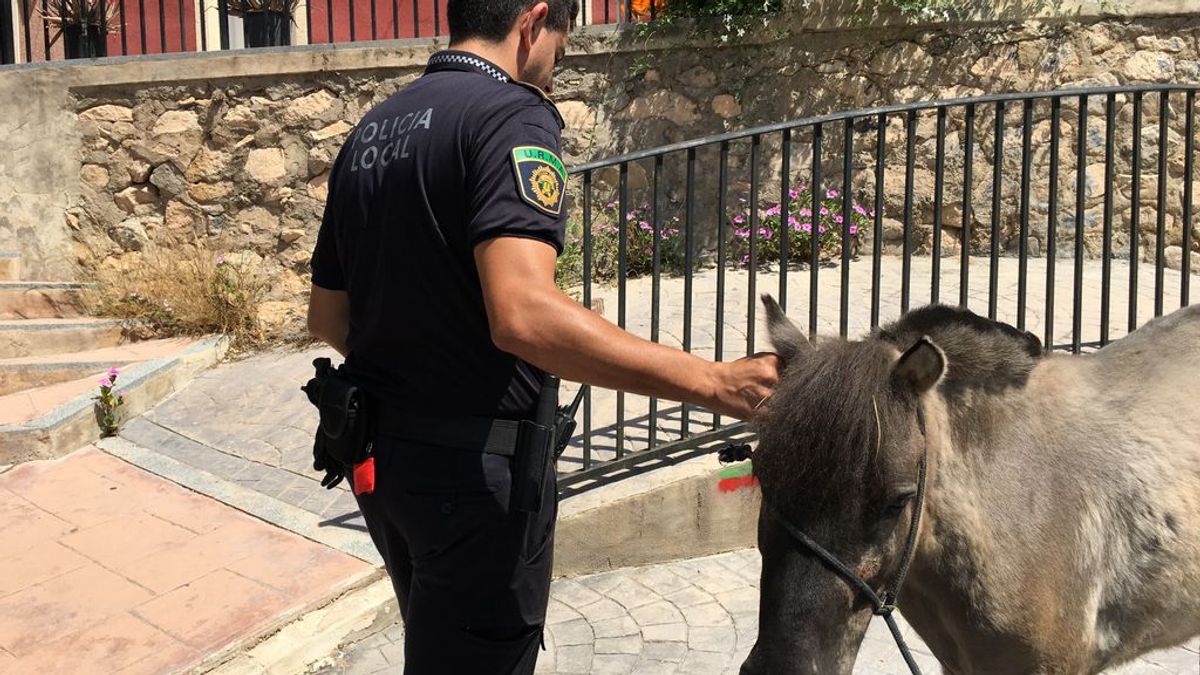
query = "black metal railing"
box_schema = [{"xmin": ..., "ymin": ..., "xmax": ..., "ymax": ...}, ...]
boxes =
[
  {"xmin": 556, "ymin": 84, "xmax": 1199, "ymax": 492},
  {"xmin": 2, "ymin": 0, "xmax": 631, "ymax": 65}
]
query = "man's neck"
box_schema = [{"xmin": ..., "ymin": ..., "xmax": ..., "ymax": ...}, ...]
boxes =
[{"xmin": 447, "ymin": 38, "xmax": 520, "ymax": 82}]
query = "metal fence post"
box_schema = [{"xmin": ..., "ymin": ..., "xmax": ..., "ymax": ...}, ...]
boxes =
[
  {"xmin": 217, "ymin": 0, "xmax": 229, "ymax": 49},
  {"xmin": 1, "ymin": 0, "xmax": 15, "ymax": 64}
]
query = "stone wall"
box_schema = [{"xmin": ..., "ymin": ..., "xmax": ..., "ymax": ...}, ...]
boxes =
[{"xmin": 2, "ymin": 4, "xmax": 1199, "ymax": 322}]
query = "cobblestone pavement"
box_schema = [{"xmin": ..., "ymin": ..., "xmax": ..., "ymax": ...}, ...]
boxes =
[{"xmin": 321, "ymin": 549, "xmax": 1200, "ymax": 675}]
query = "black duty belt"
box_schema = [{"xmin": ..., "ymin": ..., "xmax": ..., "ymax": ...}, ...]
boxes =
[{"xmin": 375, "ymin": 411, "xmax": 522, "ymax": 457}]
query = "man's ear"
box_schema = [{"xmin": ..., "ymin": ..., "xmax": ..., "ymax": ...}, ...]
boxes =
[{"xmin": 524, "ymin": 2, "xmax": 550, "ymax": 38}]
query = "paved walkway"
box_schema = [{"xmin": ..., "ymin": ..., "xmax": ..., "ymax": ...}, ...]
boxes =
[
  {"xmin": 321, "ymin": 549, "xmax": 1200, "ymax": 675},
  {"xmin": 0, "ymin": 446, "xmax": 373, "ymax": 674}
]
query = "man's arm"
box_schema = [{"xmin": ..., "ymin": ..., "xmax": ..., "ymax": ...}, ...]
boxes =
[
  {"xmin": 475, "ymin": 237, "xmax": 779, "ymax": 420},
  {"xmin": 307, "ymin": 285, "xmax": 350, "ymax": 357}
]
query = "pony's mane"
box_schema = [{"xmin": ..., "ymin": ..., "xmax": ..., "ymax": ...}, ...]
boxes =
[{"xmin": 754, "ymin": 305, "xmax": 1044, "ymax": 509}]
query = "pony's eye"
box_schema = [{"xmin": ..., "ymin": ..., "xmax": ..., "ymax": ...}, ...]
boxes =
[{"xmin": 886, "ymin": 491, "xmax": 917, "ymax": 512}]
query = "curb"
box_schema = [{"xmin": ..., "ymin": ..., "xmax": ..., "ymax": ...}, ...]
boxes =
[
  {"xmin": 198, "ymin": 577, "xmax": 397, "ymax": 675},
  {"xmin": 0, "ymin": 335, "xmax": 228, "ymax": 463}
]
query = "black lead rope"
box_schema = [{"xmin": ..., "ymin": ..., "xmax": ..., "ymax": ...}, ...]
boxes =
[{"xmin": 718, "ymin": 407, "xmax": 930, "ymax": 675}]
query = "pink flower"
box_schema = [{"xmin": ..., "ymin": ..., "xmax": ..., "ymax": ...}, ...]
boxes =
[
  {"xmin": 99, "ymin": 378, "xmax": 113, "ymax": 388},
  {"xmin": 758, "ymin": 227, "xmax": 773, "ymax": 240},
  {"xmin": 735, "ymin": 228, "xmax": 751, "ymax": 237},
  {"xmin": 107, "ymin": 367, "xmax": 120, "ymax": 378},
  {"xmin": 849, "ymin": 225, "xmax": 859, "ymax": 235},
  {"xmin": 819, "ymin": 226, "xmax": 827, "ymax": 234},
  {"xmin": 799, "ymin": 208, "xmax": 812, "ymax": 218},
  {"xmin": 854, "ymin": 204, "xmax": 868, "ymax": 216},
  {"xmin": 820, "ymin": 207, "xmax": 830, "ymax": 216},
  {"xmin": 787, "ymin": 216, "xmax": 799, "ymax": 228},
  {"xmin": 765, "ymin": 205, "xmax": 782, "ymax": 217},
  {"xmin": 639, "ymin": 221, "xmax": 653, "ymax": 232},
  {"xmin": 732, "ymin": 215, "xmax": 745, "ymax": 225},
  {"xmin": 834, "ymin": 214, "xmax": 844, "ymax": 224},
  {"xmin": 826, "ymin": 189, "xmax": 839, "ymax": 199},
  {"xmin": 788, "ymin": 189, "xmax": 800, "ymax": 200}
]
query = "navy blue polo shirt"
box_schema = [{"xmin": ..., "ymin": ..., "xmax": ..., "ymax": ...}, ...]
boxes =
[{"xmin": 310, "ymin": 50, "xmax": 568, "ymax": 419}]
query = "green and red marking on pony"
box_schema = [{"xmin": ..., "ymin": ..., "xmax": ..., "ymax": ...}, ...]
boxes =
[{"xmin": 718, "ymin": 462, "xmax": 759, "ymax": 493}]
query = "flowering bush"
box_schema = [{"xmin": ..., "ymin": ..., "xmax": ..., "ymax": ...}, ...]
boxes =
[
  {"xmin": 559, "ymin": 200, "xmax": 687, "ymax": 287},
  {"xmin": 727, "ymin": 182, "xmax": 871, "ymax": 268},
  {"xmin": 591, "ymin": 201, "xmax": 686, "ymax": 280},
  {"xmin": 94, "ymin": 367, "xmax": 125, "ymax": 437}
]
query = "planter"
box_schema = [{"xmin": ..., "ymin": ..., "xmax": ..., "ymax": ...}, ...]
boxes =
[
  {"xmin": 243, "ymin": 10, "xmax": 291, "ymax": 48},
  {"xmin": 62, "ymin": 24, "xmax": 107, "ymax": 59}
]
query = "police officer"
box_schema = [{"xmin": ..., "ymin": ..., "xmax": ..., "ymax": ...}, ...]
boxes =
[{"xmin": 306, "ymin": 1, "xmax": 780, "ymax": 672}]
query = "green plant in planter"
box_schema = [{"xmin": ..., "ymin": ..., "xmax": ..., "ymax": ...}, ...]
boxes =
[
  {"xmin": 234, "ymin": 0, "xmax": 300, "ymax": 48},
  {"xmin": 38, "ymin": 0, "xmax": 119, "ymax": 59}
]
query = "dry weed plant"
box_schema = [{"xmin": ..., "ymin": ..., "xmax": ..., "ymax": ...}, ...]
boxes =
[{"xmin": 83, "ymin": 247, "xmax": 270, "ymax": 353}]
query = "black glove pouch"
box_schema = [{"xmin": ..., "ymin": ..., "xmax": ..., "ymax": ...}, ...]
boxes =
[{"xmin": 303, "ymin": 358, "xmax": 375, "ymax": 470}]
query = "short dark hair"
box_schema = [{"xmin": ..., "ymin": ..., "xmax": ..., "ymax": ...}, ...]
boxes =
[{"xmin": 448, "ymin": 0, "xmax": 577, "ymax": 43}]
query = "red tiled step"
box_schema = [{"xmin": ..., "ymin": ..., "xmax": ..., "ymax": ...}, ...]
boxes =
[
  {"xmin": 0, "ymin": 282, "xmax": 88, "ymax": 320},
  {"xmin": 0, "ymin": 319, "xmax": 128, "ymax": 359}
]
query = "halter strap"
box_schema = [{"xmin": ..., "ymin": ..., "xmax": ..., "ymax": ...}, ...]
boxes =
[{"xmin": 733, "ymin": 404, "xmax": 930, "ymax": 675}]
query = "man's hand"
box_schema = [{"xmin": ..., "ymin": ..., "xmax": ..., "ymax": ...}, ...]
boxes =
[
  {"xmin": 707, "ymin": 352, "xmax": 781, "ymax": 421},
  {"xmin": 474, "ymin": 236, "xmax": 781, "ymax": 421}
]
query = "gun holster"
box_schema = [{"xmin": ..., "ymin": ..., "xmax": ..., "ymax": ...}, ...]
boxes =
[
  {"xmin": 302, "ymin": 358, "xmax": 375, "ymax": 489},
  {"xmin": 510, "ymin": 380, "xmax": 587, "ymax": 514}
]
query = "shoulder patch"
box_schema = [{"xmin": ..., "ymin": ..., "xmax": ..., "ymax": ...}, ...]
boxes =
[{"xmin": 512, "ymin": 146, "xmax": 567, "ymax": 216}]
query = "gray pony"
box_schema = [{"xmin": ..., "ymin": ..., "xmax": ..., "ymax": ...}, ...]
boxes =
[{"xmin": 741, "ymin": 295, "xmax": 1200, "ymax": 675}]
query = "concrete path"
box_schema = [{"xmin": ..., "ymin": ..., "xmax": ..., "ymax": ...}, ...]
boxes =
[
  {"xmin": 0, "ymin": 446, "xmax": 374, "ymax": 674},
  {"xmin": 321, "ymin": 548, "xmax": 1200, "ymax": 675}
]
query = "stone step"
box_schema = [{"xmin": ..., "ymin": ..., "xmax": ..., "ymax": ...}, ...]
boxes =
[
  {"xmin": 0, "ymin": 253, "xmax": 18, "ymax": 282},
  {"xmin": 0, "ymin": 282, "xmax": 89, "ymax": 320},
  {"xmin": 0, "ymin": 338, "xmax": 195, "ymax": 397},
  {"xmin": 0, "ymin": 318, "xmax": 128, "ymax": 358},
  {"xmin": 0, "ymin": 336, "xmax": 229, "ymax": 465}
]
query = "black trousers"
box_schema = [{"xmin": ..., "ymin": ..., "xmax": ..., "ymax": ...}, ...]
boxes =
[{"xmin": 349, "ymin": 436, "xmax": 558, "ymax": 675}]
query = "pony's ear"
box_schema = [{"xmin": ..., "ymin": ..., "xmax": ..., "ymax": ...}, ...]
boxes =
[
  {"xmin": 761, "ymin": 294, "xmax": 810, "ymax": 364},
  {"xmin": 892, "ymin": 336, "xmax": 946, "ymax": 393}
]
